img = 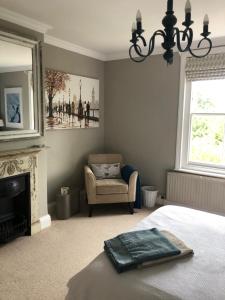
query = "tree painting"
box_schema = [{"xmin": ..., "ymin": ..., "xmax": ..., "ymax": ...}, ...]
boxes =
[
  {"xmin": 45, "ymin": 70, "xmax": 70, "ymax": 117},
  {"xmin": 45, "ymin": 69, "xmax": 100, "ymax": 130}
]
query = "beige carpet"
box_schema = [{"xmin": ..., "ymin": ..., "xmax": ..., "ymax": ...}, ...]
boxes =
[{"xmin": 0, "ymin": 206, "xmax": 152, "ymax": 300}]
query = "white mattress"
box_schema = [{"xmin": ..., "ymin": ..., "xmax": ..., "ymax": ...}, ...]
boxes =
[{"xmin": 66, "ymin": 205, "xmax": 225, "ymax": 300}]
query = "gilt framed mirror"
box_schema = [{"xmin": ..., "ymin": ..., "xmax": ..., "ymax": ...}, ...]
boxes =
[{"xmin": 0, "ymin": 30, "xmax": 43, "ymax": 141}]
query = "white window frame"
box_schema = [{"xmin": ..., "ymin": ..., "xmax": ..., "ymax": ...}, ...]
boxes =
[{"xmin": 175, "ymin": 48, "xmax": 225, "ymax": 177}]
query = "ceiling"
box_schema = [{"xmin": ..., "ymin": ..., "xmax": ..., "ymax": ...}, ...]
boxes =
[{"xmin": 0, "ymin": 0, "xmax": 225, "ymax": 58}]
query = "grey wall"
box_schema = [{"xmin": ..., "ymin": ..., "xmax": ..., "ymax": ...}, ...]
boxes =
[
  {"xmin": 0, "ymin": 20, "xmax": 105, "ymax": 209},
  {"xmin": 104, "ymin": 54, "xmax": 180, "ymax": 195},
  {"xmin": 0, "ymin": 19, "xmax": 181, "ymax": 206},
  {"xmin": 42, "ymin": 44, "xmax": 104, "ymax": 204}
]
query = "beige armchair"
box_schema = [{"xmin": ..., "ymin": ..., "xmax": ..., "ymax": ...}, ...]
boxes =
[{"xmin": 84, "ymin": 154, "xmax": 138, "ymax": 217}]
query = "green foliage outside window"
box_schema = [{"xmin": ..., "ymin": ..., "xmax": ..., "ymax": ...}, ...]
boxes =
[{"xmin": 190, "ymin": 93, "xmax": 225, "ymax": 165}]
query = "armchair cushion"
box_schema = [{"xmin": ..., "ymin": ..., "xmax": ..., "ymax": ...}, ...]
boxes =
[
  {"xmin": 90, "ymin": 163, "xmax": 121, "ymax": 179},
  {"xmin": 96, "ymin": 179, "xmax": 128, "ymax": 195}
]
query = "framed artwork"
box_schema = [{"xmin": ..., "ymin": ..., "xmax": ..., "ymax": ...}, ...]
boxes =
[
  {"xmin": 45, "ymin": 69, "xmax": 100, "ymax": 129},
  {"xmin": 4, "ymin": 87, "xmax": 23, "ymax": 129}
]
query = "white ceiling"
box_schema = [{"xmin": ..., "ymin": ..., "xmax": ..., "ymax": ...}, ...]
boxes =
[{"xmin": 0, "ymin": 0, "xmax": 225, "ymax": 58}]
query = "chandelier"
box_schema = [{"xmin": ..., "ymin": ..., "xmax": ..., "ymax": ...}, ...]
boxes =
[{"xmin": 129, "ymin": 0, "xmax": 212, "ymax": 64}]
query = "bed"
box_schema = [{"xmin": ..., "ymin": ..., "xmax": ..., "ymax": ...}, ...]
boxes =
[{"xmin": 66, "ymin": 205, "xmax": 225, "ymax": 300}]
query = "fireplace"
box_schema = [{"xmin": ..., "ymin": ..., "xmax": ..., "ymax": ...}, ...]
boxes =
[
  {"xmin": 0, "ymin": 148, "xmax": 50, "ymax": 237},
  {"xmin": 0, "ymin": 173, "xmax": 31, "ymax": 243}
]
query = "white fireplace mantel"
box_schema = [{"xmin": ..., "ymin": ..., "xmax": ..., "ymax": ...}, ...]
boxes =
[{"xmin": 0, "ymin": 147, "xmax": 50, "ymax": 235}]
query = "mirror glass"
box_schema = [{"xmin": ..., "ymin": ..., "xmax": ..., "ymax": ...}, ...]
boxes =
[{"xmin": 0, "ymin": 32, "xmax": 42, "ymax": 140}]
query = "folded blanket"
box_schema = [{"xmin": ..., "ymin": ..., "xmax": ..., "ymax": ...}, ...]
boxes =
[
  {"xmin": 121, "ymin": 165, "xmax": 142, "ymax": 209},
  {"xmin": 139, "ymin": 230, "xmax": 193, "ymax": 269},
  {"xmin": 104, "ymin": 228, "xmax": 181, "ymax": 273}
]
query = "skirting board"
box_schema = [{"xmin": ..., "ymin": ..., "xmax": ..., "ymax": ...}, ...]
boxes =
[
  {"xmin": 164, "ymin": 200, "xmax": 185, "ymax": 207},
  {"xmin": 30, "ymin": 215, "xmax": 51, "ymax": 235},
  {"xmin": 39, "ymin": 214, "xmax": 51, "ymax": 230},
  {"xmin": 164, "ymin": 200, "xmax": 200, "ymax": 210},
  {"xmin": 31, "ymin": 221, "xmax": 41, "ymax": 235}
]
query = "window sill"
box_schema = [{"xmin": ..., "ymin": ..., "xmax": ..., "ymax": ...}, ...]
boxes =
[{"xmin": 174, "ymin": 167, "xmax": 225, "ymax": 180}]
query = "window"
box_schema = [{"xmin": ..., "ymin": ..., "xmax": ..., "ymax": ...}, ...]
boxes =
[{"xmin": 176, "ymin": 52, "xmax": 225, "ymax": 176}]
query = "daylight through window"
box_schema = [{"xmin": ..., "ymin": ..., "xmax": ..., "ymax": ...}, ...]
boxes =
[
  {"xmin": 189, "ymin": 80, "xmax": 225, "ymax": 167},
  {"xmin": 176, "ymin": 52, "xmax": 225, "ymax": 175}
]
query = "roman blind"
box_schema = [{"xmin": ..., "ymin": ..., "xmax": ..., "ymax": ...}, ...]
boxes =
[{"xmin": 185, "ymin": 52, "xmax": 225, "ymax": 81}]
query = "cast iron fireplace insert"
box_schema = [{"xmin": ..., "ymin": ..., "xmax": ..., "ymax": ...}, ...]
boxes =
[{"xmin": 0, "ymin": 173, "xmax": 31, "ymax": 243}]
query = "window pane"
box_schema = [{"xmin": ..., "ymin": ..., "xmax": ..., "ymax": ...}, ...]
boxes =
[
  {"xmin": 191, "ymin": 80, "xmax": 225, "ymax": 113},
  {"xmin": 189, "ymin": 115, "xmax": 225, "ymax": 165}
]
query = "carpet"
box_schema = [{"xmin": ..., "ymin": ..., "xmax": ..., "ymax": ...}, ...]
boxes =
[{"xmin": 0, "ymin": 206, "xmax": 151, "ymax": 300}]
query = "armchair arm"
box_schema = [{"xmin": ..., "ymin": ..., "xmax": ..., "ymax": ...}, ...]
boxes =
[
  {"xmin": 84, "ymin": 166, "xmax": 96, "ymax": 204},
  {"xmin": 128, "ymin": 171, "xmax": 138, "ymax": 202}
]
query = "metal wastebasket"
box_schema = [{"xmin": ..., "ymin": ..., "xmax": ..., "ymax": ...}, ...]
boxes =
[{"xmin": 56, "ymin": 194, "xmax": 71, "ymax": 219}]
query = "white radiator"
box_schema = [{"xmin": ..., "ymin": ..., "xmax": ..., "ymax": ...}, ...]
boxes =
[{"xmin": 166, "ymin": 171, "xmax": 225, "ymax": 215}]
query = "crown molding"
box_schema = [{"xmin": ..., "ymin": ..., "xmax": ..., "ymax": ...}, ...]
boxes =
[
  {"xmin": 44, "ymin": 35, "xmax": 107, "ymax": 61},
  {"xmin": 177, "ymin": 36, "xmax": 225, "ymax": 57},
  {"xmin": 105, "ymin": 46, "xmax": 164, "ymax": 61},
  {"xmin": 104, "ymin": 51, "xmax": 130, "ymax": 61},
  {"xmin": 1, "ymin": 6, "xmax": 224, "ymax": 62},
  {"xmin": 106, "ymin": 36, "xmax": 225, "ymax": 61},
  {"xmin": 192, "ymin": 36, "xmax": 225, "ymax": 51},
  {"xmin": 44, "ymin": 34, "xmax": 163, "ymax": 62},
  {"xmin": 0, "ymin": 6, "xmax": 52, "ymax": 33}
]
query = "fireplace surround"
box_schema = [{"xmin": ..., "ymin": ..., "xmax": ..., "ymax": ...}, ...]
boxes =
[{"xmin": 0, "ymin": 147, "xmax": 50, "ymax": 241}]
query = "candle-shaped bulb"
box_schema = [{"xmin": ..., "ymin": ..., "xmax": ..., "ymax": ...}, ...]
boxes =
[
  {"xmin": 203, "ymin": 14, "xmax": 209, "ymax": 25},
  {"xmin": 185, "ymin": 0, "xmax": 191, "ymax": 13},
  {"xmin": 132, "ymin": 22, "xmax": 137, "ymax": 32},
  {"xmin": 136, "ymin": 9, "xmax": 142, "ymax": 22}
]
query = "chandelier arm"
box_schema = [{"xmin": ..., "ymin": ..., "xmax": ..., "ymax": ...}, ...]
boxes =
[
  {"xmin": 133, "ymin": 43, "xmax": 148, "ymax": 58},
  {"xmin": 129, "ymin": 44, "xmax": 147, "ymax": 62},
  {"xmin": 131, "ymin": 30, "xmax": 166, "ymax": 59},
  {"xmin": 152, "ymin": 30, "xmax": 166, "ymax": 37},
  {"xmin": 148, "ymin": 30, "xmax": 166, "ymax": 55},
  {"xmin": 188, "ymin": 37, "xmax": 212, "ymax": 58},
  {"xmin": 131, "ymin": 35, "xmax": 149, "ymax": 58},
  {"xmin": 174, "ymin": 28, "xmax": 193, "ymax": 52},
  {"xmin": 138, "ymin": 35, "xmax": 147, "ymax": 47}
]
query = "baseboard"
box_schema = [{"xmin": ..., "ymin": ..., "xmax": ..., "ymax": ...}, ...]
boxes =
[
  {"xmin": 156, "ymin": 195, "xmax": 164, "ymax": 205},
  {"xmin": 39, "ymin": 214, "xmax": 51, "ymax": 230},
  {"xmin": 31, "ymin": 220, "xmax": 41, "ymax": 235},
  {"xmin": 163, "ymin": 200, "xmax": 187, "ymax": 207},
  {"xmin": 164, "ymin": 199, "xmax": 173, "ymax": 205}
]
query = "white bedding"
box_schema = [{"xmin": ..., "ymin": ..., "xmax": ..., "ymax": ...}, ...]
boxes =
[{"xmin": 66, "ymin": 205, "xmax": 225, "ymax": 300}]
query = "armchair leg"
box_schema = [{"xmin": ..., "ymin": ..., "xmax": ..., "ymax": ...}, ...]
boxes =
[
  {"xmin": 89, "ymin": 205, "xmax": 93, "ymax": 217},
  {"xmin": 128, "ymin": 202, "xmax": 134, "ymax": 215}
]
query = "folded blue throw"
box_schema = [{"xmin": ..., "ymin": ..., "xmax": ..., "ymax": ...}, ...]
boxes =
[
  {"xmin": 121, "ymin": 165, "xmax": 142, "ymax": 208},
  {"xmin": 104, "ymin": 228, "xmax": 181, "ymax": 273}
]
